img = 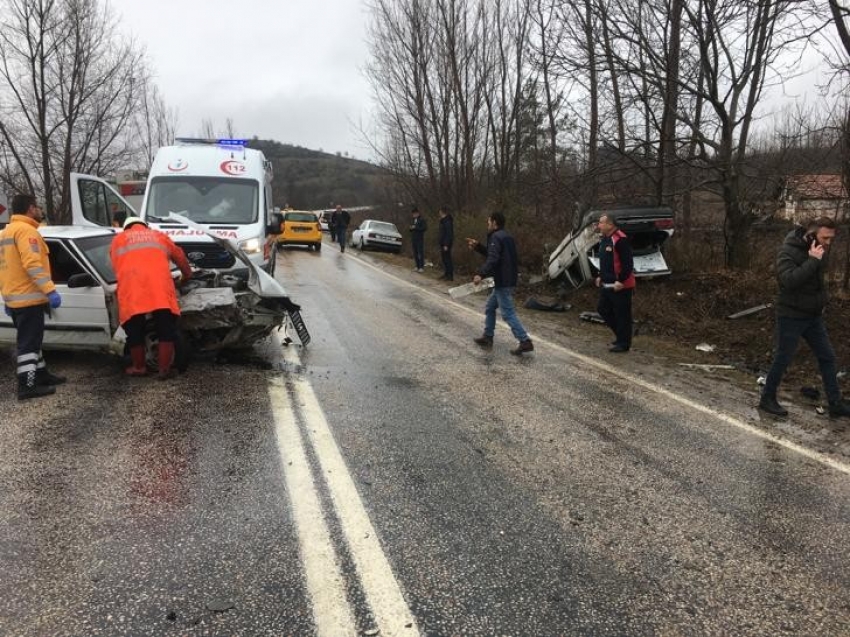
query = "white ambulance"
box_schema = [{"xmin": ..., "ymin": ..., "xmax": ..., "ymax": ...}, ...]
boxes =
[
  {"xmin": 69, "ymin": 138, "xmax": 281, "ymax": 276},
  {"xmin": 141, "ymin": 139, "xmax": 280, "ymax": 275}
]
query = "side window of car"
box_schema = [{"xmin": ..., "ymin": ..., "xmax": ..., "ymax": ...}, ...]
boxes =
[
  {"xmin": 46, "ymin": 241, "xmax": 87, "ymax": 284},
  {"xmin": 78, "ymin": 179, "xmax": 110, "ymax": 226}
]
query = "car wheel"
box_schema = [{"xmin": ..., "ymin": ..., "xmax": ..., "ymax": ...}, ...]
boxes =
[{"xmin": 315, "ymin": 242, "xmax": 322, "ymax": 252}]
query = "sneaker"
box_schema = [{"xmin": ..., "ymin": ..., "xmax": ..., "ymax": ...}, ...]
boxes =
[
  {"xmin": 758, "ymin": 395, "xmax": 788, "ymax": 417},
  {"xmin": 510, "ymin": 339, "xmax": 534, "ymax": 355},
  {"xmin": 608, "ymin": 344, "xmax": 630, "ymax": 353},
  {"xmin": 828, "ymin": 400, "xmax": 850, "ymax": 419},
  {"xmin": 473, "ymin": 334, "xmax": 493, "ymax": 348}
]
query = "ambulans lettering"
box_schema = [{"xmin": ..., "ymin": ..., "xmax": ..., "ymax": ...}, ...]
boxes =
[{"xmin": 163, "ymin": 228, "xmax": 238, "ymax": 239}]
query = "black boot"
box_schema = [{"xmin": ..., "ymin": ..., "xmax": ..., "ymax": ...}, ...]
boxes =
[
  {"xmin": 758, "ymin": 394, "xmax": 788, "ymax": 417},
  {"xmin": 18, "ymin": 372, "xmax": 56, "ymax": 400},
  {"xmin": 36, "ymin": 369, "xmax": 67, "ymax": 386}
]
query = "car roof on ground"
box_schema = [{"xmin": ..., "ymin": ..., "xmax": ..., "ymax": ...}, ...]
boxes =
[{"xmin": 38, "ymin": 225, "xmax": 118, "ymax": 239}]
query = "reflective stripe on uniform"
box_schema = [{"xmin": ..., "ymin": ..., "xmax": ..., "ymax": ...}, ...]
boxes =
[
  {"xmin": 0, "ymin": 238, "xmax": 14, "ymax": 247},
  {"xmin": 113, "ymin": 242, "xmax": 169, "ymax": 257},
  {"xmin": 17, "ymin": 353, "xmax": 38, "ymax": 364},
  {"xmin": 5, "ymin": 292, "xmax": 46, "ymax": 302},
  {"xmin": 34, "ymin": 276, "xmax": 51, "ymax": 286},
  {"xmin": 17, "ymin": 362, "xmax": 38, "ymax": 374}
]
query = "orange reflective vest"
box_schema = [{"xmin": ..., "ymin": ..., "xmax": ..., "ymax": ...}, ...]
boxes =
[
  {"xmin": 0, "ymin": 215, "xmax": 56, "ymax": 309},
  {"xmin": 110, "ymin": 225, "xmax": 192, "ymax": 325}
]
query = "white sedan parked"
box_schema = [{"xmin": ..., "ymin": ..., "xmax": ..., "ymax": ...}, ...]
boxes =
[{"xmin": 350, "ymin": 220, "xmax": 403, "ymax": 253}]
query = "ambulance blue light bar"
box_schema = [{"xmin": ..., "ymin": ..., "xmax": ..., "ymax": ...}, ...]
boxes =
[{"xmin": 175, "ymin": 137, "xmax": 248, "ymax": 149}]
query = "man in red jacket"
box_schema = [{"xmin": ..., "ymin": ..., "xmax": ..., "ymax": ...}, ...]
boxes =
[
  {"xmin": 594, "ymin": 213, "xmax": 635, "ymax": 353},
  {"xmin": 110, "ymin": 217, "xmax": 192, "ymax": 379}
]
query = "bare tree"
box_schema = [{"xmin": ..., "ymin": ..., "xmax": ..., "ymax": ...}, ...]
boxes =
[{"xmin": 0, "ymin": 0, "xmax": 152, "ymax": 223}]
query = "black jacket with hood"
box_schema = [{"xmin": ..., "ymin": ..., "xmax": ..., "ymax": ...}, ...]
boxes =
[{"xmin": 775, "ymin": 226, "xmax": 828, "ymax": 318}]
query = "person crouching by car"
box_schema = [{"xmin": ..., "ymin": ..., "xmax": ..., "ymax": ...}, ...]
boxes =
[
  {"xmin": 110, "ymin": 217, "xmax": 192, "ymax": 380},
  {"xmin": 0, "ymin": 194, "xmax": 66, "ymax": 400},
  {"xmin": 595, "ymin": 213, "xmax": 635, "ymax": 353}
]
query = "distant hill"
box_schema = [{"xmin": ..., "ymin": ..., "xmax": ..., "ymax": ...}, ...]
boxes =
[{"xmin": 249, "ymin": 139, "xmax": 389, "ymax": 211}]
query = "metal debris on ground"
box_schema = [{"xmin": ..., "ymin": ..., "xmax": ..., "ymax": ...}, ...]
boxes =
[
  {"xmin": 727, "ymin": 303, "xmax": 773, "ymax": 320},
  {"xmin": 579, "ymin": 311, "xmax": 606, "ymax": 324},
  {"xmin": 695, "ymin": 343, "xmax": 716, "ymax": 353},
  {"xmin": 524, "ymin": 297, "xmax": 571, "ymax": 312},
  {"xmin": 815, "ymin": 406, "xmax": 826, "ymax": 415},
  {"xmin": 528, "ymin": 274, "xmax": 546, "ymax": 285},
  {"xmin": 678, "ymin": 363, "xmax": 735, "ymax": 370},
  {"xmin": 757, "ymin": 376, "xmax": 766, "ymax": 386}
]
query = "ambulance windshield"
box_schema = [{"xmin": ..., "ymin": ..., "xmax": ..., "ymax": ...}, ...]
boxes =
[{"xmin": 146, "ymin": 177, "xmax": 258, "ymax": 225}]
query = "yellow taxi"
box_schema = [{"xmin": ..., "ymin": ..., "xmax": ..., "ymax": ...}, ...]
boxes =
[{"xmin": 277, "ymin": 210, "xmax": 323, "ymax": 251}]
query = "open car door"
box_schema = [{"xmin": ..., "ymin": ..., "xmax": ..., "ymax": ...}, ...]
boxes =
[{"xmin": 69, "ymin": 173, "xmax": 137, "ymax": 228}]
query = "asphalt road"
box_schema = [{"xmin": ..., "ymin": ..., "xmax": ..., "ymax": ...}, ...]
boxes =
[{"xmin": 1, "ymin": 238, "xmax": 849, "ymax": 637}]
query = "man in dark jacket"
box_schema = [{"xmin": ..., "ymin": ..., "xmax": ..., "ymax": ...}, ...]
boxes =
[
  {"xmin": 437, "ymin": 206, "xmax": 454, "ymax": 281},
  {"xmin": 594, "ymin": 213, "xmax": 636, "ymax": 353},
  {"xmin": 759, "ymin": 217, "xmax": 850, "ymax": 418},
  {"xmin": 467, "ymin": 212, "xmax": 533, "ymax": 355},
  {"xmin": 335, "ymin": 205, "xmax": 351, "ymax": 253},
  {"xmin": 410, "ymin": 207, "xmax": 427, "ymax": 272}
]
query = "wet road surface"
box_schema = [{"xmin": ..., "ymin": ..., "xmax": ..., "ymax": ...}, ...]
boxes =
[{"xmin": 1, "ymin": 238, "xmax": 849, "ymax": 636}]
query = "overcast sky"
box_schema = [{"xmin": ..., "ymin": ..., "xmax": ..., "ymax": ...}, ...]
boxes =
[{"xmin": 115, "ymin": 1, "xmax": 375, "ymax": 159}]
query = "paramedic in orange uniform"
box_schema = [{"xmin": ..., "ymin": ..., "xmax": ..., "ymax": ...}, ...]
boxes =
[{"xmin": 110, "ymin": 216, "xmax": 192, "ymax": 379}]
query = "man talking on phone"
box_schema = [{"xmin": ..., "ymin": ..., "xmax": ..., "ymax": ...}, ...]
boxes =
[{"xmin": 759, "ymin": 217, "xmax": 850, "ymax": 418}]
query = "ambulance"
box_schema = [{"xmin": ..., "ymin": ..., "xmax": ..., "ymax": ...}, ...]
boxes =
[{"xmin": 69, "ymin": 138, "xmax": 281, "ymax": 276}]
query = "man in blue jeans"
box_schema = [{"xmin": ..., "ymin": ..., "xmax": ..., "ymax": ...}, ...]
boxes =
[
  {"xmin": 759, "ymin": 216, "xmax": 850, "ymax": 418},
  {"xmin": 467, "ymin": 212, "xmax": 533, "ymax": 356}
]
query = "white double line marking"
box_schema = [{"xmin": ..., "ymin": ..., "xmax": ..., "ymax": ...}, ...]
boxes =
[{"xmin": 270, "ymin": 345, "xmax": 420, "ymax": 637}]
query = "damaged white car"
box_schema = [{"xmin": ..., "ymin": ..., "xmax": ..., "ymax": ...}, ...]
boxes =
[
  {"xmin": 548, "ymin": 206, "xmax": 675, "ymax": 289},
  {"xmin": 0, "ymin": 219, "xmax": 309, "ymax": 368}
]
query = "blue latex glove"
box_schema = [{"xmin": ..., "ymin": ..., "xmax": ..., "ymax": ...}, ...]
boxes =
[
  {"xmin": 3, "ymin": 305, "xmax": 10, "ymax": 317},
  {"xmin": 47, "ymin": 291, "xmax": 62, "ymax": 309}
]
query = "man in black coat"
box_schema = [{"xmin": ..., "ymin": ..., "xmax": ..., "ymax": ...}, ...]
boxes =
[
  {"xmin": 409, "ymin": 206, "xmax": 427, "ymax": 272},
  {"xmin": 335, "ymin": 205, "xmax": 351, "ymax": 253},
  {"xmin": 467, "ymin": 212, "xmax": 533, "ymax": 355},
  {"xmin": 437, "ymin": 206, "xmax": 454, "ymax": 281},
  {"xmin": 759, "ymin": 217, "xmax": 850, "ymax": 418}
]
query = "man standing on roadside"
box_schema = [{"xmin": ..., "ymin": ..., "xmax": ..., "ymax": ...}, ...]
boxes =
[
  {"xmin": 329, "ymin": 207, "xmax": 338, "ymax": 244},
  {"xmin": 437, "ymin": 206, "xmax": 454, "ymax": 281},
  {"xmin": 595, "ymin": 213, "xmax": 635, "ymax": 353},
  {"xmin": 759, "ymin": 217, "xmax": 850, "ymax": 418},
  {"xmin": 467, "ymin": 212, "xmax": 533, "ymax": 355},
  {"xmin": 111, "ymin": 217, "xmax": 193, "ymax": 380},
  {"xmin": 410, "ymin": 206, "xmax": 427, "ymax": 272},
  {"xmin": 335, "ymin": 205, "xmax": 351, "ymax": 252},
  {"xmin": 0, "ymin": 194, "xmax": 65, "ymax": 400}
]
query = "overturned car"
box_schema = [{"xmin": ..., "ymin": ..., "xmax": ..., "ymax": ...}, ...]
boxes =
[
  {"xmin": 548, "ymin": 206, "xmax": 674, "ymax": 289},
  {"xmin": 0, "ymin": 220, "xmax": 309, "ymax": 367}
]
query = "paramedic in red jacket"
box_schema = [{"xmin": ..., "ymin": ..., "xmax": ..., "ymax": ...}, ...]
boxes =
[
  {"xmin": 595, "ymin": 213, "xmax": 635, "ymax": 353},
  {"xmin": 110, "ymin": 217, "xmax": 192, "ymax": 379}
]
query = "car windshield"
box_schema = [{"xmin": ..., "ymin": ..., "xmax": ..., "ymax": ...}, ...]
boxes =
[
  {"xmin": 75, "ymin": 234, "xmax": 118, "ymax": 284},
  {"xmin": 370, "ymin": 222, "xmax": 398, "ymax": 234},
  {"xmin": 285, "ymin": 212, "xmax": 317, "ymax": 223},
  {"xmin": 146, "ymin": 177, "xmax": 258, "ymax": 224}
]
